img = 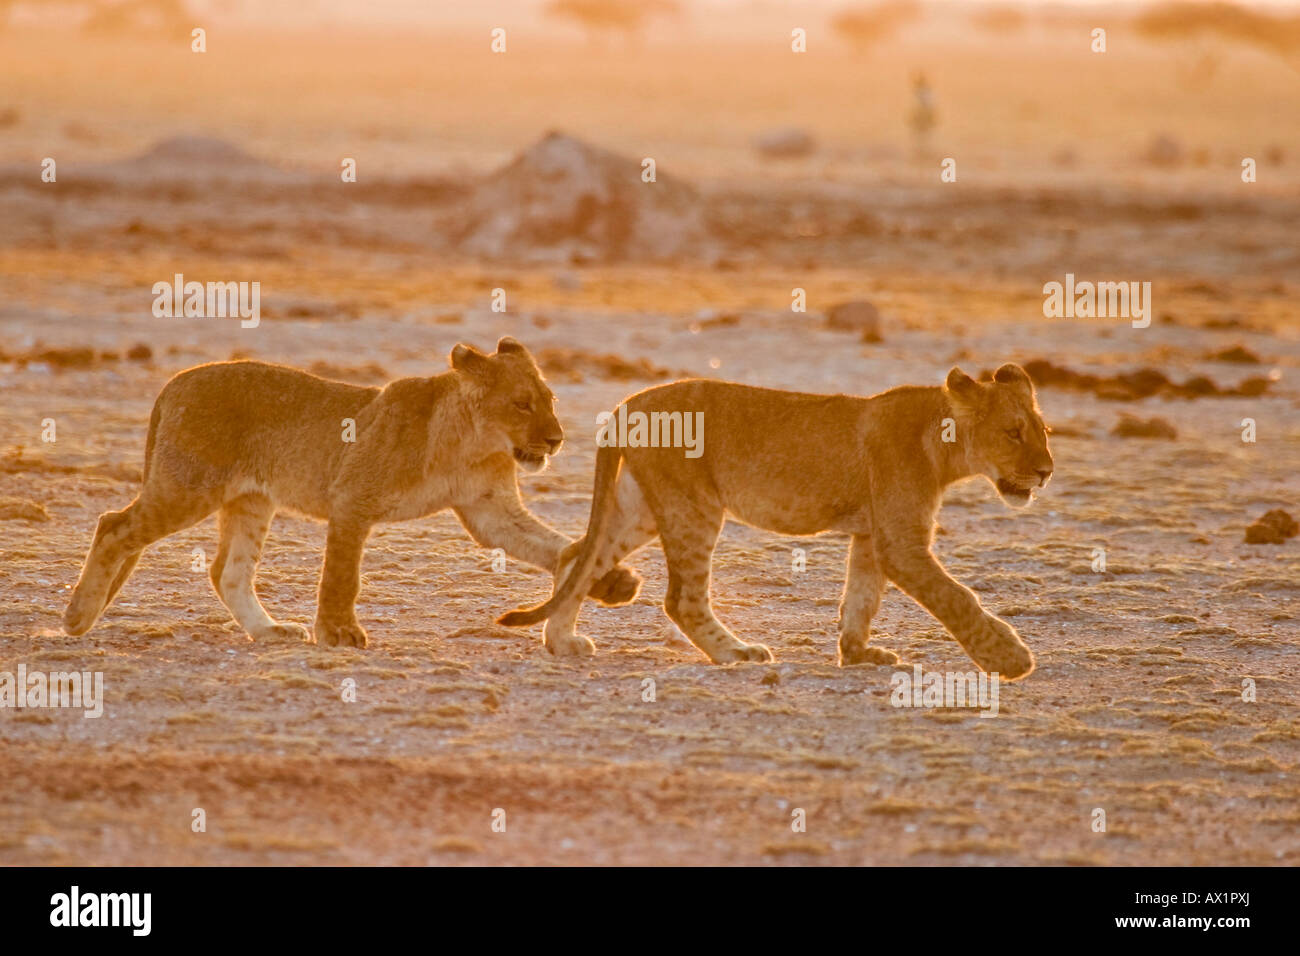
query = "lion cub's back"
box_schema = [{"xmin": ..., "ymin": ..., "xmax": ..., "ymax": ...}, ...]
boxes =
[
  {"xmin": 148, "ymin": 361, "xmax": 380, "ymax": 506},
  {"xmin": 621, "ymin": 378, "xmax": 861, "ymax": 458},
  {"xmin": 617, "ymin": 378, "xmax": 872, "ymax": 530}
]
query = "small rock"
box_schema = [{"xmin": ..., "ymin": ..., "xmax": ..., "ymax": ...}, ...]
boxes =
[
  {"xmin": 1051, "ymin": 146, "xmax": 1078, "ymax": 167},
  {"xmin": 34, "ymin": 346, "xmax": 97, "ymax": 369},
  {"xmin": 697, "ymin": 312, "xmax": 740, "ymax": 329},
  {"xmin": 1205, "ymin": 345, "xmax": 1260, "ymax": 364},
  {"xmin": 1111, "ymin": 414, "xmax": 1177, "ymax": 439},
  {"xmin": 0, "ymin": 497, "xmax": 49, "ymax": 522},
  {"xmin": 1233, "ymin": 376, "xmax": 1271, "ymax": 397},
  {"xmin": 1181, "ymin": 375, "xmax": 1218, "ymax": 397},
  {"xmin": 1144, "ymin": 134, "xmax": 1184, "ymax": 167},
  {"xmin": 825, "ymin": 301, "xmax": 883, "ymax": 342},
  {"xmin": 754, "ymin": 127, "xmax": 816, "ymax": 160},
  {"xmin": 1244, "ymin": 509, "xmax": 1298, "ymax": 545}
]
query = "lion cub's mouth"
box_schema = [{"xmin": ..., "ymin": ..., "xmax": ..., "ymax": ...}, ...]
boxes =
[
  {"xmin": 513, "ymin": 447, "xmax": 547, "ymax": 468},
  {"xmin": 996, "ymin": 477, "xmax": 1033, "ymax": 501}
]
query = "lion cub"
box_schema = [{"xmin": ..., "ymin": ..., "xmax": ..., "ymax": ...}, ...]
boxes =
[
  {"xmin": 65, "ymin": 338, "xmax": 639, "ymax": 647},
  {"xmin": 501, "ymin": 364, "xmax": 1053, "ymax": 680}
]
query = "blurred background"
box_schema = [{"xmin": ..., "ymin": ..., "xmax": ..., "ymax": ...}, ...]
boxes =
[
  {"xmin": 1, "ymin": 0, "xmax": 1296, "ymax": 310},
  {"xmin": 3, "ymin": 0, "xmax": 1299, "ymax": 189}
]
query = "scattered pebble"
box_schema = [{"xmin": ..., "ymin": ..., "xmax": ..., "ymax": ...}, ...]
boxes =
[
  {"xmin": 1111, "ymin": 414, "xmax": 1177, "ymax": 439},
  {"xmin": 825, "ymin": 301, "xmax": 883, "ymax": 343},
  {"xmin": 0, "ymin": 497, "xmax": 50, "ymax": 522},
  {"xmin": 1244, "ymin": 509, "xmax": 1298, "ymax": 545},
  {"xmin": 1205, "ymin": 345, "xmax": 1261, "ymax": 364}
]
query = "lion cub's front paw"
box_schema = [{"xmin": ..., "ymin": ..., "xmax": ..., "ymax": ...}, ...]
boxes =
[
  {"xmin": 588, "ymin": 565, "xmax": 642, "ymax": 606},
  {"xmin": 968, "ymin": 615, "xmax": 1034, "ymax": 681},
  {"xmin": 984, "ymin": 639, "xmax": 1034, "ymax": 681},
  {"xmin": 255, "ymin": 622, "xmax": 313, "ymax": 643},
  {"xmin": 711, "ymin": 642, "xmax": 774, "ymax": 664},
  {"xmin": 314, "ymin": 618, "xmax": 369, "ymax": 649},
  {"xmin": 544, "ymin": 632, "xmax": 596, "ymax": 658},
  {"xmin": 839, "ymin": 645, "xmax": 900, "ymax": 667}
]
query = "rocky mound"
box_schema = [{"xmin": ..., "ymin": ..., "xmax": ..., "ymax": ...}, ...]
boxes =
[
  {"xmin": 94, "ymin": 136, "xmax": 299, "ymax": 183},
  {"xmin": 452, "ymin": 131, "xmax": 710, "ymax": 263}
]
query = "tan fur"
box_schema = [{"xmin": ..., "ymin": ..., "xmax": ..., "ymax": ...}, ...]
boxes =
[
  {"xmin": 500, "ymin": 363, "xmax": 1053, "ymax": 679},
  {"xmin": 65, "ymin": 338, "xmax": 639, "ymax": 646}
]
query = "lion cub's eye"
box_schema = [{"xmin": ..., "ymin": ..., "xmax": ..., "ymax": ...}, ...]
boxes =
[
  {"xmin": 515, "ymin": 400, "xmax": 533, "ymax": 413},
  {"xmin": 1006, "ymin": 426, "xmax": 1023, "ymax": 442}
]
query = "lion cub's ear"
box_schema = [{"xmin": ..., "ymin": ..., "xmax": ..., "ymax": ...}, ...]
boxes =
[
  {"xmin": 945, "ymin": 366, "xmax": 984, "ymax": 405},
  {"xmin": 994, "ymin": 363, "xmax": 1034, "ymax": 393},
  {"xmin": 495, "ymin": 336, "xmax": 527, "ymax": 355},
  {"xmin": 450, "ymin": 343, "xmax": 492, "ymax": 374}
]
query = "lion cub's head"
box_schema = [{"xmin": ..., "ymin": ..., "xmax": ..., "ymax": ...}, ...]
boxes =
[
  {"xmin": 450, "ymin": 337, "xmax": 562, "ymax": 472},
  {"xmin": 944, "ymin": 363, "xmax": 1054, "ymax": 508}
]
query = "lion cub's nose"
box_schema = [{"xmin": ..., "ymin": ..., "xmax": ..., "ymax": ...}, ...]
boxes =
[
  {"xmin": 1036, "ymin": 468, "xmax": 1053, "ymax": 486},
  {"xmin": 546, "ymin": 436, "xmax": 563, "ymax": 453}
]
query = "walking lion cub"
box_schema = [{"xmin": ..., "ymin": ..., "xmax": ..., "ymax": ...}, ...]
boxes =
[
  {"xmin": 65, "ymin": 338, "xmax": 638, "ymax": 646},
  {"xmin": 501, "ymin": 364, "xmax": 1053, "ymax": 680}
]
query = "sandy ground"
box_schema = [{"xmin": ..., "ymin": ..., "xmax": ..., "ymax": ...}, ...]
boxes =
[{"xmin": 1, "ymin": 22, "xmax": 1298, "ymax": 865}]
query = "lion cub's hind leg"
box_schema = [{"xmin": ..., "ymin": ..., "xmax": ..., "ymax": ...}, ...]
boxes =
[
  {"xmin": 838, "ymin": 535, "xmax": 900, "ymax": 667},
  {"xmin": 658, "ymin": 505, "xmax": 773, "ymax": 664},
  {"xmin": 211, "ymin": 494, "xmax": 309, "ymax": 643},
  {"xmin": 64, "ymin": 490, "xmax": 218, "ymax": 635},
  {"xmin": 101, "ymin": 550, "xmax": 142, "ymax": 614},
  {"xmin": 65, "ymin": 508, "xmax": 135, "ymax": 635},
  {"xmin": 543, "ymin": 472, "xmax": 658, "ymax": 657}
]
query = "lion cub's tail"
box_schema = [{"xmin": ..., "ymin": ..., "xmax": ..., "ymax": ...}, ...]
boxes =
[{"xmin": 498, "ymin": 441, "xmax": 623, "ymax": 628}]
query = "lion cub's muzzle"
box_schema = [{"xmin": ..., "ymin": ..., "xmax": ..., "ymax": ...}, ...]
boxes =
[
  {"xmin": 997, "ymin": 465, "xmax": 1051, "ymax": 505},
  {"xmin": 513, "ymin": 436, "xmax": 561, "ymax": 470},
  {"xmin": 996, "ymin": 476, "xmax": 1034, "ymax": 501}
]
